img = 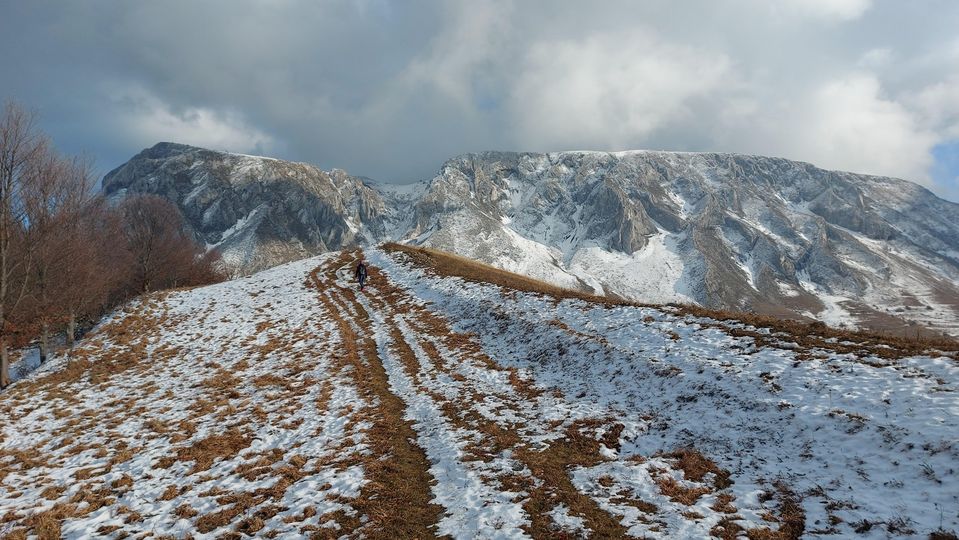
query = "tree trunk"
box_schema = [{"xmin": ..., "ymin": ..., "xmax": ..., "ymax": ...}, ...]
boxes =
[
  {"xmin": 0, "ymin": 339, "xmax": 9, "ymax": 389},
  {"xmin": 39, "ymin": 322, "xmax": 49, "ymax": 364},
  {"xmin": 66, "ymin": 312, "xmax": 76, "ymax": 347}
]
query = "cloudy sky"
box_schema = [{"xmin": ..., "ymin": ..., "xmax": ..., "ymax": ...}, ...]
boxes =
[{"xmin": 2, "ymin": 0, "xmax": 958, "ymax": 200}]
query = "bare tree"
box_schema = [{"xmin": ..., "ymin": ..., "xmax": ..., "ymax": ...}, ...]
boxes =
[
  {"xmin": 117, "ymin": 195, "xmax": 206, "ymax": 294},
  {"xmin": 0, "ymin": 103, "xmax": 225, "ymax": 390},
  {"xmin": 0, "ymin": 102, "xmax": 46, "ymax": 388},
  {"xmin": 60, "ymin": 196, "xmax": 118, "ymax": 346},
  {"xmin": 21, "ymin": 153, "xmax": 95, "ymax": 362}
]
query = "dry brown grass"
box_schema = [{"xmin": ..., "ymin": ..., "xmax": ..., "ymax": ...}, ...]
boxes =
[
  {"xmin": 3, "ymin": 301, "xmax": 168, "ymax": 405},
  {"xmin": 515, "ymin": 419, "xmax": 629, "ymax": 537},
  {"xmin": 383, "ymin": 242, "xmax": 958, "ymax": 361},
  {"xmin": 110, "ymin": 475, "xmax": 133, "ymax": 491},
  {"xmin": 236, "ymin": 515, "xmax": 266, "ymax": 535},
  {"xmin": 660, "ymin": 448, "xmax": 732, "ymax": 490},
  {"xmin": 253, "ymin": 374, "xmax": 289, "ymax": 388},
  {"xmin": 710, "ymin": 482, "xmax": 805, "ymax": 540},
  {"xmin": 174, "ymin": 504, "xmax": 199, "ymax": 519},
  {"xmin": 176, "ymin": 428, "xmax": 252, "ymax": 473},
  {"xmin": 655, "ymin": 475, "xmax": 712, "ymax": 506},
  {"xmin": 384, "ymin": 242, "xmax": 611, "ymax": 304},
  {"xmin": 609, "ymin": 492, "xmax": 659, "ymax": 515},
  {"xmin": 2, "ymin": 529, "xmax": 28, "ymax": 540},
  {"xmin": 196, "ymin": 504, "xmax": 248, "ymax": 534},
  {"xmin": 158, "ymin": 485, "xmax": 180, "ymax": 501},
  {"xmin": 39, "ymin": 485, "xmax": 67, "ymax": 500},
  {"xmin": 369, "ymin": 281, "xmax": 523, "ymax": 463},
  {"xmin": 0, "ymin": 296, "xmax": 190, "ymax": 540},
  {"xmin": 22, "ymin": 503, "xmax": 77, "ymax": 540},
  {"xmin": 712, "ymin": 493, "xmax": 738, "ymax": 514}
]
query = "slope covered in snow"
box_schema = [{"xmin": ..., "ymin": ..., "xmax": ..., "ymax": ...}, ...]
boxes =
[{"xmin": 1, "ymin": 246, "xmax": 956, "ymax": 538}]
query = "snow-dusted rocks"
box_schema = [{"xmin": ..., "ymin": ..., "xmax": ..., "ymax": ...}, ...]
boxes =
[{"xmin": 409, "ymin": 151, "xmax": 959, "ymax": 338}]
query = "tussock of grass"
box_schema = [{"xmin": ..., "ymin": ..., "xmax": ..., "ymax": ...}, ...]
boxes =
[
  {"xmin": 710, "ymin": 483, "xmax": 805, "ymax": 540},
  {"xmin": 712, "ymin": 493, "xmax": 738, "ymax": 514},
  {"xmin": 175, "ymin": 429, "xmax": 252, "ymax": 473},
  {"xmin": 655, "ymin": 475, "xmax": 712, "ymax": 506},
  {"xmin": 660, "ymin": 448, "xmax": 732, "ymax": 490},
  {"xmin": 110, "ymin": 475, "xmax": 133, "ymax": 491}
]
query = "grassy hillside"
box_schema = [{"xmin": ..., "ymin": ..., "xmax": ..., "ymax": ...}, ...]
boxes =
[{"xmin": 0, "ymin": 246, "xmax": 955, "ymax": 538}]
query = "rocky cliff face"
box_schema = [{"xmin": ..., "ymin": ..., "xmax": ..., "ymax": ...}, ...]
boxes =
[
  {"xmin": 410, "ymin": 151, "xmax": 959, "ymax": 335},
  {"xmin": 103, "ymin": 142, "xmax": 390, "ymax": 273},
  {"xmin": 105, "ymin": 143, "xmax": 959, "ymax": 336}
]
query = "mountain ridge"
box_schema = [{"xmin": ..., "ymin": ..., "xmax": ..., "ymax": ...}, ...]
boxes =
[{"xmin": 102, "ymin": 142, "xmax": 959, "ymax": 336}]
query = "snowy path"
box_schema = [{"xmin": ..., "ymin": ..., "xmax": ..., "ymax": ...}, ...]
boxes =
[{"xmin": 305, "ymin": 251, "xmax": 793, "ymax": 538}]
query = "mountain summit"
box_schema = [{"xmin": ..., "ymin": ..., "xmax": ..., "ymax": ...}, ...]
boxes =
[{"xmin": 103, "ymin": 143, "xmax": 959, "ymax": 336}]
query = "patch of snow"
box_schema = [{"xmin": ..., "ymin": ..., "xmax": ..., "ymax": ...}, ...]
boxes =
[
  {"xmin": 568, "ymin": 233, "xmax": 694, "ymax": 303},
  {"xmin": 548, "ymin": 504, "xmax": 588, "ymax": 536}
]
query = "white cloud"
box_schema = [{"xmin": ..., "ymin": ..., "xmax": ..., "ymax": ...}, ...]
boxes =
[
  {"xmin": 786, "ymin": 74, "xmax": 937, "ymax": 182},
  {"xmin": 800, "ymin": 0, "xmax": 872, "ymax": 20},
  {"xmin": 858, "ymin": 48, "xmax": 894, "ymax": 69},
  {"xmin": 393, "ymin": 0, "xmax": 514, "ymax": 109},
  {"xmin": 771, "ymin": 0, "xmax": 873, "ymax": 21},
  {"xmin": 509, "ymin": 31, "xmax": 730, "ymax": 150},
  {"xmin": 110, "ymin": 87, "xmax": 274, "ymax": 155},
  {"xmin": 5, "ymin": 0, "xmax": 959, "ymax": 197},
  {"xmin": 911, "ymin": 77, "xmax": 959, "ymax": 139}
]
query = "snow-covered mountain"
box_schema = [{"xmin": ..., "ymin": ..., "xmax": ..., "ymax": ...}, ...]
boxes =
[
  {"xmin": 104, "ymin": 143, "xmax": 959, "ymax": 336},
  {"xmin": 103, "ymin": 142, "xmax": 390, "ymax": 273}
]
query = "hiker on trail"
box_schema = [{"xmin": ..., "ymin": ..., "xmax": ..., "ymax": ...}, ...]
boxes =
[{"xmin": 355, "ymin": 260, "xmax": 368, "ymax": 291}]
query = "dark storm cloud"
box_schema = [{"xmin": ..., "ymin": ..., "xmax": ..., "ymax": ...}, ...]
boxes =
[{"xmin": 1, "ymin": 0, "xmax": 957, "ymax": 200}]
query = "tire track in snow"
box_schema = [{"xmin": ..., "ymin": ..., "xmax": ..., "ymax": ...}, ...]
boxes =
[{"xmin": 356, "ymin": 289, "xmax": 532, "ymax": 537}]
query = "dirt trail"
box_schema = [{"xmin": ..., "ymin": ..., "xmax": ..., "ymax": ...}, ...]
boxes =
[
  {"xmin": 309, "ymin": 251, "xmax": 642, "ymax": 537},
  {"xmin": 308, "ymin": 253, "xmax": 444, "ymax": 539}
]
